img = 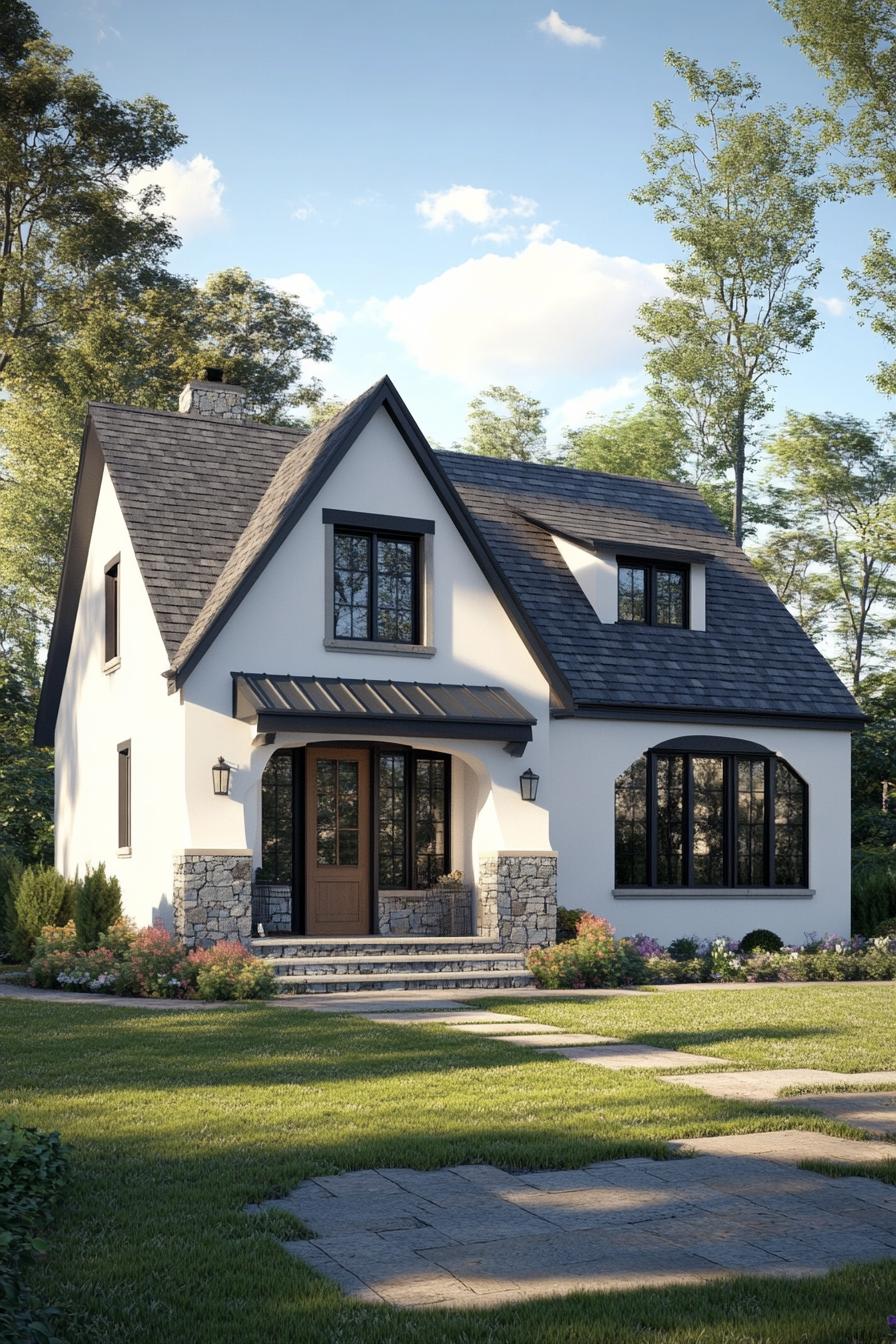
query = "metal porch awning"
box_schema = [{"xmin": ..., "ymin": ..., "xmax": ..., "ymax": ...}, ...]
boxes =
[{"xmin": 232, "ymin": 673, "xmax": 536, "ymax": 753}]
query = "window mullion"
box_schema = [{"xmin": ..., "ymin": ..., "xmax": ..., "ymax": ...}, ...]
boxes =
[
  {"xmin": 724, "ymin": 757, "xmax": 734, "ymax": 888},
  {"xmin": 405, "ymin": 748, "xmax": 414, "ymax": 890},
  {"xmin": 684, "ymin": 755, "xmax": 693, "ymax": 888},
  {"xmin": 767, "ymin": 758, "xmax": 777, "ymax": 887},
  {"xmin": 647, "ymin": 753, "xmax": 657, "ymax": 887}
]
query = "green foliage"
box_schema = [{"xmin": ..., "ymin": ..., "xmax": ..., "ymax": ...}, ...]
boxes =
[
  {"xmin": 667, "ymin": 935, "xmax": 701, "ymax": 961},
  {"xmin": 527, "ymin": 915, "xmax": 649, "ymax": 988},
  {"xmin": 632, "ymin": 52, "xmax": 826, "ymax": 544},
  {"xmin": 0, "ymin": 855, "xmax": 22, "ymax": 962},
  {"xmin": 0, "ymin": 664, "xmax": 53, "ymax": 867},
  {"xmin": 739, "ymin": 928, "xmax": 784, "ymax": 953},
  {"xmin": 191, "ymin": 943, "xmax": 277, "ymax": 1001},
  {"xmin": 560, "ymin": 402, "xmax": 690, "ymax": 481},
  {"xmin": 852, "ymin": 850, "xmax": 896, "ymax": 935},
  {"xmin": 0, "ymin": 1117, "xmax": 67, "ymax": 1344},
  {"xmin": 0, "ymin": 0, "xmax": 183, "ymax": 383},
  {"xmin": 73, "ymin": 864, "xmax": 122, "ymax": 950},
  {"xmin": 13, "ymin": 866, "xmax": 74, "ymax": 956},
  {"xmin": 555, "ymin": 906, "xmax": 586, "ymax": 943},
  {"xmin": 464, "ymin": 385, "xmax": 549, "ymax": 462}
]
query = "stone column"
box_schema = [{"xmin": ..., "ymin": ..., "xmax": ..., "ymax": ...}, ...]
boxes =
[
  {"xmin": 477, "ymin": 851, "xmax": 557, "ymax": 950},
  {"xmin": 172, "ymin": 850, "xmax": 253, "ymax": 949}
]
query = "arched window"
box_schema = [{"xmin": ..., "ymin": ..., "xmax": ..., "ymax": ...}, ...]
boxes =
[{"xmin": 614, "ymin": 736, "xmax": 807, "ymax": 889}]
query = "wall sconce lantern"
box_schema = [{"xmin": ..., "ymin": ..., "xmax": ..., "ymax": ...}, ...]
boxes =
[
  {"xmin": 519, "ymin": 768, "xmax": 539, "ymax": 802},
  {"xmin": 212, "ymin": 756, "xmax": 231, "ymax": 796}
]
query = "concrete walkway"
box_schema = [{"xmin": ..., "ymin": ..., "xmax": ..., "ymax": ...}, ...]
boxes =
[
  {"xmin": 261, "ymin": 1154, "xmax": 896, "ymax": 1308},
  {"xmin": 661, "ymin": 1069, "xmax": 896, "ymax": 1103}
]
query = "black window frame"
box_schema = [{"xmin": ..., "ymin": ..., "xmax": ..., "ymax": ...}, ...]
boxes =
[
  {"xmin": 333, "ymin": 525, "xmax": 421, "ymax": 645},
  {"xmin": 617, "ymin": 555, "xmax": 690, "ymax": 629},
  {"xmin": 117, "ymin": 740, "xmax": 131, "ymax": 850},
  {"xmin": 615, "ymin": 746, "xmax": 808, "ymax": 889},
  {"xmin": 375, "ymin": 746, "xmax": 451, "ymax": 891},
  {"xmin": 104, "ymin": 556, "xmax": 120, "ymax": 664}
]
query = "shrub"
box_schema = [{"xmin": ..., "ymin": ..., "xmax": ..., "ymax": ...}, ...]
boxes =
[
  {"xmin": 74, "ymin": 863, "xmax": 122, "ymax": 948},
  {"xmin": 13, "ymin": 867, "xmax": 76, "ymax": 956},
  {"xmin": 189, "ymin": 941, "xmax": 277, "ymax": 1000},
  {"xmin": 0, "ymin": 854, "xmax": 23, "ymax": 961},
  {"xmin": 739, "ymin": 928, "xmax": 784, "ymax": 954},
  {"xmin": 527, "ymin": 915, "xmax": 647, "ymax": 988},
  {"xmin": 875, "ymin": 917, "xmax": 896, "ymax": 937},
  {"xmin": 852, "ymin": 849, "xmax": 896, "ymax": 936},
  {"xmin": 555, "ymin": 906, "xmax": 586, "ymax": 942},
  {"xmin": 128, "ymin": 926, "xmax": 195, "ymax": 998},
  {"xmin": 0, "ymin": 1119, "xmax": 67, "ymax": 1343},
  {"xmin": 667, "ymin": 935, "xmax": 700, "ymax": 962}
]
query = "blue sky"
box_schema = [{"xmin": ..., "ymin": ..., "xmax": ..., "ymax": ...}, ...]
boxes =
[{"xmin": 43, "ymin": 0, "xmax": 896, "ymax": 446}]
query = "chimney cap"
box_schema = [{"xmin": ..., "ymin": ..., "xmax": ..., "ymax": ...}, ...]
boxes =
[{"xmin": 203, "ymin": 366, "xmax": 224, "ymax": 383}]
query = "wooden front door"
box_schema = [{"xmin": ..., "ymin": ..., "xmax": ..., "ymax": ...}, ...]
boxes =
[{"xmin": 305, "ymin": 746, "xmax": 371, "ymax": 937}]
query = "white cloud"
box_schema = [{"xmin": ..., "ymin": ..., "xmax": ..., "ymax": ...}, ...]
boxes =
[
  {"xmin": 537, "ymin": 9, "xmax": 604, "ymax": 48},
  {"xmin": 554, "ymin": 376, "xmax": 646, "ymax": 432},
  {"xmin": 526, "ymin": 221, "xmax": 556, "ymax": 243},
  {"xmin": 819, "ymin": 295, "xmax": 848, "ymax": 317},
  {"xmin": 291, "ymin": 203, "xmax": 317, "ymax": 222},
  {"xmin": 369, "ymin": 239, "xmax": 667, "ymax": 384},
  {"xmin": 128, "ymin": 154, "xmax": 224, "ymax": 238},
  {"xmin": 416, "ymin": 185, "xmax": 539, "ymax": 232},
  {"xmin": 266, "ymin": 271, "xmax": 345, "ymax": 333}
]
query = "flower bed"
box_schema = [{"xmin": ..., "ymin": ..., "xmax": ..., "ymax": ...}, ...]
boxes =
[
  {"xmin": 27, "ymin": 921, "xmax": 276, "ymax": 1000},
  {"xmin": 526, "ymin": 914, "xmax": 896, "ymax": 989}
]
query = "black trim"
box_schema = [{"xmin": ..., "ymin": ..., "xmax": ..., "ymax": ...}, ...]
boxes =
[
  {"xmin": 653, "ymin": 734, "xmax": 770, "ymax": 755},
  {"xmin": 555, "ymin": 704, "xmax": 864, "ymax": 731},
  {"xmin": 254, "ymin": 712, "xmax": 531, "ymax": 744},
  {"xmin": 323, "ymin": 508, "xmax": 434, "ymax": 535},
  {"xmin": 34, "ymin": 422, "xmax": 105, "ymax": 745},
  {"xmin": 374, "ymin": 746, "xmax": 452, "ymax": 891}
]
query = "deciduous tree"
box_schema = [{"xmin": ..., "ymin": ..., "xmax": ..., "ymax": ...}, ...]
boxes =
[{"xmin": 464, "ymin": 385, "xmax": 549, "ymax": 463}]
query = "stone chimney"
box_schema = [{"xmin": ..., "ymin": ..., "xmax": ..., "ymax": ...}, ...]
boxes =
[{"xmin": 178, "ymin": 367, "xmax": 246, "ymax": 421}]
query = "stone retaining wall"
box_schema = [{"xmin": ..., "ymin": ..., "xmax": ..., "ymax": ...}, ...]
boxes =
[
  {"xmin": 172, "ymin": 851, "xmax": 252, "ymax": 949},
  {"xmin": 477, "ymin": 852, "xmax": 557, "ymax": 950}
]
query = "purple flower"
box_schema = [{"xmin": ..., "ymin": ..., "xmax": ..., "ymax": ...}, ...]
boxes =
[{"xmin": 630, "ymin": 933, "xmax": 664, "ymax": 958}]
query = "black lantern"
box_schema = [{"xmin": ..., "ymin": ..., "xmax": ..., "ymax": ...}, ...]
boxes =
[
  {"xmin": 519, "ymin": 768, "xmax": 539, "ymax": 802},
  {"xmin": 212, "ymin": 756, "xmax": 231, "ymax": 796}
]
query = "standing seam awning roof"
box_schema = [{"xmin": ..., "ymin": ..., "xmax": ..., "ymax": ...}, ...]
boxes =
[{"xmin": 232, "ymin": 674, "xmax": 536, "ymax": 748}]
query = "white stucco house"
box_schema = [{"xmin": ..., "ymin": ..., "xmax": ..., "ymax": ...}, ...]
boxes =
[{"xmin": 35, "ymin": 372, "xmax": 863, "ymax": 988}]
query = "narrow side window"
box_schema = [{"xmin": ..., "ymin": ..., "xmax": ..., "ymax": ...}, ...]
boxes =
[
  {"xmin": 117, "ymin": 742, "xmax": 131, "ymax": 849},
  {"xmin": 104, "ymin": 559, "xmax": 120, "ymax": 664}
]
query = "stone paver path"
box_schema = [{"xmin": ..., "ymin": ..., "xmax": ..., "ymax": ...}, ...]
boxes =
[
  {"xmin": 779, "ymin": 1092, "xmax": 896, "ymax": 1137},
  {"xmin": 661, "ymin": 1068, "xmax": 896, "ymax": 1102},
  {"xmin": 669, "ymin": 1130, "xmax": 896, "ymax": 1164},
  {"xmin": 260, "ymin": 1154, "xmax": 896, "ymax": 1308}
]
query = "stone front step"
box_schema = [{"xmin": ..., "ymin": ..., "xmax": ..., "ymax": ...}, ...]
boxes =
[
  {"xmin": 269, "ymin": 953, "xmax": 526, "ymax": 977},
  {"xmin": 251, "ymin": 936, "xmax": 505, "ymax": 959},
  {"xmin": 273, "ymin": 967, "xmax": 534, "ymax": 995}
]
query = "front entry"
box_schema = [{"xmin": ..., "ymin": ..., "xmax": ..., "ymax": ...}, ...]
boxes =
[{"xmin": 305, "ymin": 746, "xmax": 371, "ymax": 936}]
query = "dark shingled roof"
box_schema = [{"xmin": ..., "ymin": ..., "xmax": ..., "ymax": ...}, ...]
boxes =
[
  {"xmin": 89, "ymin": 402, "xmax": 305, "ymax": 657},
  {"xmin": 41, "ymin": 379, "xmax": 859, "ymax": 740},
  {"xmin": 434, "ymin": 451, "xmax": 862, "ymax": 723}
]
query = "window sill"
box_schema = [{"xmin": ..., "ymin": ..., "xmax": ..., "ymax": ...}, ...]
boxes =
[
  {"xmin": 117, "ymin": 847, "xmax": 132, "ymax": 858},
  {"xmin": 613, "ymin": 887, "xmax": 814, "ymax": 900},
  {"xmin": 103, "ymin": 656, "xmax": 121, "ymax": 675},
  {"xmin": 323, "ymin": 638, "xmax": 435, "ymax": 657}
]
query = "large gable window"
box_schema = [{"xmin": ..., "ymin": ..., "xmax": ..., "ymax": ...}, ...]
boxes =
[
  {"xmin": 324, "ymin": 510, "xmax": 434, "ymax": 652},
  {"xmin": 615, "ymin": 738, "xmax": 807, "ymax": 889},
  {"xmin": 617, "ymin": 557, "xmax": 688, "ymax": 628}
]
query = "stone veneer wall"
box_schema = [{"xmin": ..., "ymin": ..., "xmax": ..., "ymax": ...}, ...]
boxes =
[
  {"xmin": 378, "ymin": 887, "xmax": 475, "ymax": 937},
  {"xmin": 173, "ymin": 851, "xmax": 252, "ymax": 948},
  {"xmin": 477, "ymin": 852, "xmax": 557, "ymax": 949},
  {"xmin": 178, "ymin": 380, "xmax": 246, "ymax": 421}
]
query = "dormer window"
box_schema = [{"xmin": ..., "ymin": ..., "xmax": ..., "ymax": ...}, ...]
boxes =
[{"xmin": 617, "ymin": 556, "xmax": 688, "ymax": 628}]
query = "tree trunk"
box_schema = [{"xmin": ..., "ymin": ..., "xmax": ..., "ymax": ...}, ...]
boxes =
[{"xmin": 731, "ymin": 403, "xmax": 747, "ymax": 547}]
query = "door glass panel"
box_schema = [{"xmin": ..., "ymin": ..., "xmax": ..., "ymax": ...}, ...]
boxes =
[
  {"xmin": 414, "ymin": 756, "xmax": 446, "ymax": 887},
  {"xmin": 316, "ymin": 759, "xmax": 337, "ymax": 865},
  {"xmin": 656, "ymin": 755, "xmax": 685, "ymax": 885},
  {"xmin": 378, "ymin": 752, "xmax": 407, "ymax": 888},
  {"xmin": 737, "ymin": 758, "xmax": 766, "ymax": 885},
  {"xmin": 261, "ymin": 751, "xmax": 293, "ymax": 882},
  {"xmin": 337, "ymin": 759, "xmax": 359, "ymax": 866},
  {"xmin": 691, "ymin": 756, "xmax": 725, "ymax": 885}
]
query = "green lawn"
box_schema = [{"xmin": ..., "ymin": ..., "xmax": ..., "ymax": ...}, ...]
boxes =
[
  {"xmin": 4, "ymin": 990, "xmax": 896, "ymax": 1344},
  {"xmin": 471, "ymin": 983, "xmax": 896, "ymax": 1071}
]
